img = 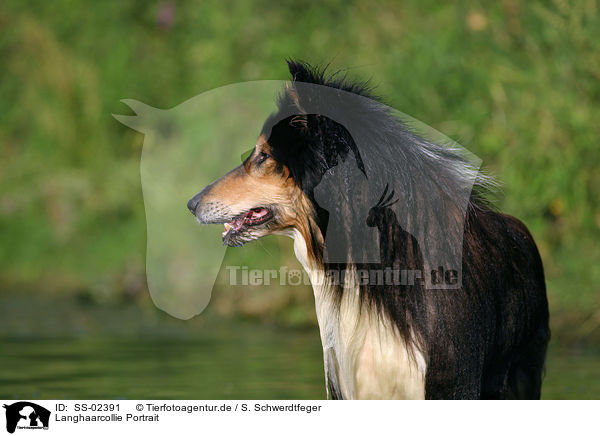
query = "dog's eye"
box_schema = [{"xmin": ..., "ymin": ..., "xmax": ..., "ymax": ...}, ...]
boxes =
[{"xmin": 256, "ymin": 152, "xmax": 270, "ymax": 165}]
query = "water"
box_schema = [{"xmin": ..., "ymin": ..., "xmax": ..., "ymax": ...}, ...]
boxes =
[
  {"xmin": 541, "ymin": 345, "xmax": 600, "ymax": 399},
  {"xmin": 0, "ymin": 326, "xmax": 326, "ymax": 400},
  {"xmin": 1, "ymin": 325, "xmax": 598, "ymax": 399}
]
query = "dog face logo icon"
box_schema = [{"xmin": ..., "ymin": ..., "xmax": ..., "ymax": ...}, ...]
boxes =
[{"xmin": 3, "ymin": 402, "xmax": 50, "ymax": 433}]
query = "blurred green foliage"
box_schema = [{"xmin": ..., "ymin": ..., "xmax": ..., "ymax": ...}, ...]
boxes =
[{"xmin": 0, "ymin": 0, "xmax": 599, "ymax": 339}]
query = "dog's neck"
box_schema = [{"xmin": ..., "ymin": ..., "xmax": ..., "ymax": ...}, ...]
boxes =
[
  {"xmin": 281, "ymin": 227, "xmax": 426, "ymax": 399},
  {"xmin": 284, "ymin": 228, "xmax": 353, "ymax": 396},
  {"xmin": 283, "ymin": 229, "xmax": 330, "ymax": 328}
]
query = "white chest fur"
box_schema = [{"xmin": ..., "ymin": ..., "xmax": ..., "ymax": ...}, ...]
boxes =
[{"xmin": 285, "ymin": 229, "xmax": 427, "ymax": 400}]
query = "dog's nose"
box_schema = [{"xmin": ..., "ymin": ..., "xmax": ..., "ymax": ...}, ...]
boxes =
[
  {"xmin": 188, "ymin": 184, "xmax": 216, "ymax": 217},
  {"xmin": 187, "ymin": 195, "xmax": 200, "ymax": 214}
]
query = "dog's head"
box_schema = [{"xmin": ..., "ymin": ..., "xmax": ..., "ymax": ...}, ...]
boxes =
[
  {"xmin": 187, "ymin": 133, "xmax": 306, "ymax": 247},
  {"xmin": 187, "ymin": 60, "xmax": 370, "ymax": 253}
]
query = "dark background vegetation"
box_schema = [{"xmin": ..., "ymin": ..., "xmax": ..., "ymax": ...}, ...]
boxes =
[{"xmin": 1, "ymin": 0, "xmax": 599, "ymax": 398}]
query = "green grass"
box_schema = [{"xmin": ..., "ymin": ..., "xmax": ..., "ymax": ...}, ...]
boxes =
[{"xmin": 0, "ymin": 0, "xmax": 599, "ymax": 339}]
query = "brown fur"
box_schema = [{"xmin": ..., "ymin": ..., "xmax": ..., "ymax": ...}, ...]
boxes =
[{"xmin": 194, "ymin": 135, "xmax": 321, "ymax": 260}]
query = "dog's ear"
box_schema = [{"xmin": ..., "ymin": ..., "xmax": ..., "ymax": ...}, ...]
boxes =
[
  {"xmin": 285, "ymin": 81, "xmax": 309, "ymax": 131},
  {"xmin": 286, "ymin": 59, "xmax": 324, "ymax": 115},
  {"xmin": 285, "ymin": 82, "xmax": 305, "ymax": 114},
  {"xmin": 289, "ymin": 114, "xmax": 308, "ymax": 130},
  {"xmin": 287, "ymin": 59, "xmax": 316, "ymax": 84}
]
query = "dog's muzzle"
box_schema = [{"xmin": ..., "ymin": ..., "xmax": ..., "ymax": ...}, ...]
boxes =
[{"xmin": 187, "ymin": 187, "xmax": 234, "ymax": 224}]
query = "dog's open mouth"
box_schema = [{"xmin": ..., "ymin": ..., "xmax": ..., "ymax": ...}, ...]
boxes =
[{"xmin": 222, "ymin": 207, "xmax": 273, "ymax": 239}]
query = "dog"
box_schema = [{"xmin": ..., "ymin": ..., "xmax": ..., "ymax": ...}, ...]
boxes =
[{"xmin": 187, "ymin": 60, "xmax": 550, "ymax": 399}]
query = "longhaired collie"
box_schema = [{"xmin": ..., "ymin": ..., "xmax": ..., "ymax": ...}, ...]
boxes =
[{"xmin": 187, "ymin": 60, "xmax": 550, "ymax": 399}]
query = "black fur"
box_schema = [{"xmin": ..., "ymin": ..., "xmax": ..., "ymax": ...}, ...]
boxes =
[{"xmin": 262, "ymin": 60, "xmax": 550, "ymax": 399}]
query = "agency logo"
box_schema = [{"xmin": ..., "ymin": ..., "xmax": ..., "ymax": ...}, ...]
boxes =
[{"xmin": 3, "ymin": 402, "xmax": 50, "ymax": 434}]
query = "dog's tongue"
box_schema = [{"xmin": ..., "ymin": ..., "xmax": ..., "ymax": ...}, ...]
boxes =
[
  {"xmin": 223, "ymin": 209, "xmax": 268, "ymax": 237},
  {"xmin": 250, "ymin": 208, "xmax": 268, "ymax": 219}
]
